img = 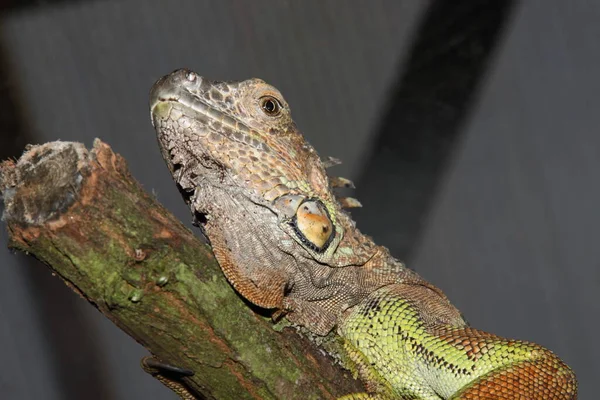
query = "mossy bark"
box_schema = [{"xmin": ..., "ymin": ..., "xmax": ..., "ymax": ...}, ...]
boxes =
[{"xmin": 0, "ymin": 140, "xmax": 361, "ymax": 399}]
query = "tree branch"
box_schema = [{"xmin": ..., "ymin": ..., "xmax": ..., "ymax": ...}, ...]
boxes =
[{"xmin": 0, "ymin": 140, "xmax": 361, "ymax": 400}]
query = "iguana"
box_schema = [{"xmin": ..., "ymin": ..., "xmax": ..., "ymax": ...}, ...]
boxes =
[{"xmin": 149, "ymin": 69, "xmax": 577, "ymax": 399}]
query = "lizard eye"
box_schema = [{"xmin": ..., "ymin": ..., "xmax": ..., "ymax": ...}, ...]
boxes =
[
  {"xmin": 290, "ymin": 200, "xmax": 334, "ymax": 253},
  {"xmin": 260, "ymin": 96, "xmax": 282, "ymax": 116}
]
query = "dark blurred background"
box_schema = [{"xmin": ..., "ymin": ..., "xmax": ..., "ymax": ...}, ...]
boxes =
[{"xmin": 0, "ymin": 1, "xmax": 597, "ymax": 399}]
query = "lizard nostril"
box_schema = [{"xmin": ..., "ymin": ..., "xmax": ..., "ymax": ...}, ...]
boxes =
[{"xmin": 185, "ymin": 71, "xmax": 197, "ymax": 82}]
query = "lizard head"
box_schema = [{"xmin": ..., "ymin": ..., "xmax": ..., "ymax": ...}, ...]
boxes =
[
  {"xmin": 150, "ymin": 69, "xmax": 346, "ymax": 259},
  {"xmin": 150, "ymin": 70, "xmax": 398, "ymax": 333}
]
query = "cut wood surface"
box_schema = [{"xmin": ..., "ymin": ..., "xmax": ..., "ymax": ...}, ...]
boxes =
[{"xmin": 0, "ymin": 140, "xmax": 361, "ymax": 400}]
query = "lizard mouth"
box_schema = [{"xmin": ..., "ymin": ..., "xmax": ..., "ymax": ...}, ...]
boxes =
[
  {"xmin": 149, "ymin": 69, "xmax": 203, "ymax": 116},
  {"xmin": 150, "ymin": 69, "xmax": 267, "ymax": 168},
  {"xmin": 150, "ymin": 70, "xmax": 236, "ymax": 182},
  {"xmin": 151, "ymin": 70, "xmax": 245, "ymax": 134}
]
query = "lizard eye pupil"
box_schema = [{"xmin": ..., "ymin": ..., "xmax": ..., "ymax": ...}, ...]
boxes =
[{"xmin": 260, "ymin": 96, "xmax": 282, "ymax": 116}]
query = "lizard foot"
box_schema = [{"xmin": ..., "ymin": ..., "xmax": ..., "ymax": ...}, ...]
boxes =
[{"xmin": 140, "ymin": 356, "xmax": 198, "ymax": 400}]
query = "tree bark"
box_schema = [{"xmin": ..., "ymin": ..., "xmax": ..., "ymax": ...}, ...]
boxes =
[{"xmin": 0, "ymin": 140, "xmax": 361, "ymax": 400}]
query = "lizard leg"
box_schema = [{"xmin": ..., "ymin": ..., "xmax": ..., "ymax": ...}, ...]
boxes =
[{"xmin": 140, "ymin": 356, "xmax": 199, "ymax": 400}]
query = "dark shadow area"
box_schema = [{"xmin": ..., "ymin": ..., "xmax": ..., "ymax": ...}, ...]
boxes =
[
  {"xmin": 353, "ymin": 0, "xmax": 517, "ymax": 261},
  {"xmin": 0, "ymin": 0, "xmax": 83, "ymax": 13},
  {"xmin": 19, "ymin": 260, "xmax": 113, "ymax": 400},
  {"xmin": 0, "ymin": 42, "xmax": 28, "ymax": 161},
  {"xmin": 0, "ymin": 31, "xmax": 112, "ymax": 400}
]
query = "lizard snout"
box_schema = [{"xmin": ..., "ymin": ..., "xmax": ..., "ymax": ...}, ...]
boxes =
[{"xmin": 149, "ymin": 69, "xmax": 200, "ymax": 109}]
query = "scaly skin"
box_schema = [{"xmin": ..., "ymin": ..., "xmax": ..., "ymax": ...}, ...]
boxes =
[{"xmin": 149, "ymin": 69, "xmax": 577, "ymax": 399}]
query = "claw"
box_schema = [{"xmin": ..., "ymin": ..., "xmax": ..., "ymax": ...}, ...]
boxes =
[
  {"xmin": 271, "ymin": 308, "xmax": 288, "ymax": 322},
  {"xmin": 142, "ymin": 356, "xmax": 194, "ymax": 376},
  {"xmin": 339, "ymin": 197, "xmax": 362, "ymax": 209},
  {"xmin": 330, "ymin": 176, "xmax": 355, "ymax": 189},
  {"xmin": 322, "ymin": 156, "xmax": 342, "ymax": 168},
  {"xmin": 141, "ymin": 356, "xmax": 198, "ymax": 400}
]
